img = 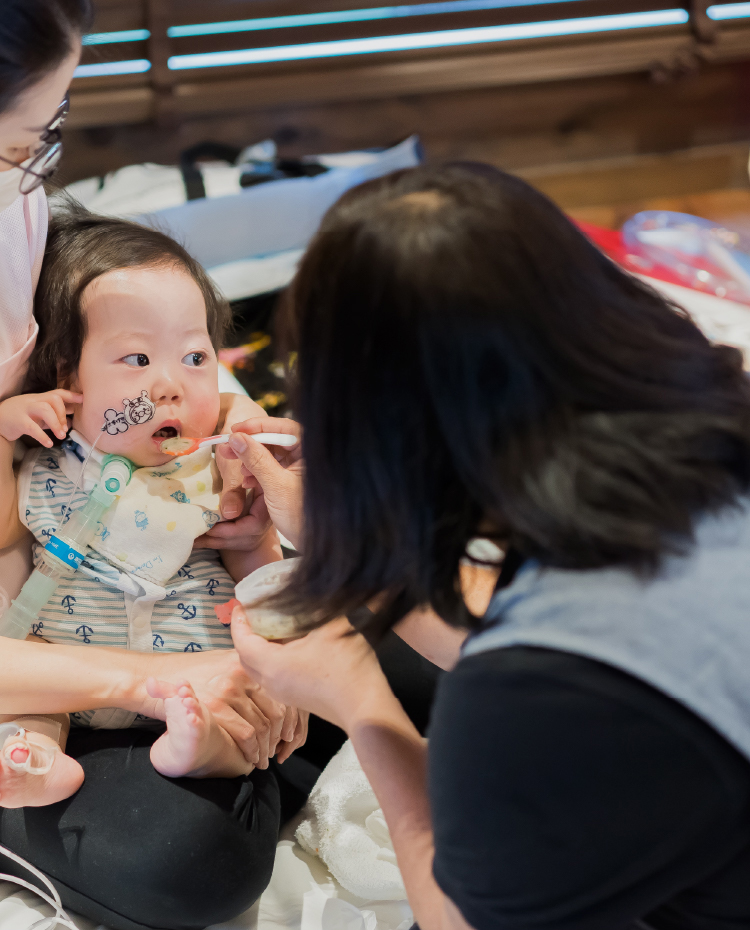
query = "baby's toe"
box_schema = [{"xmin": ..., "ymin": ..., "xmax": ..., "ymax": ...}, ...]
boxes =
[{"xmin": 10, "ymin": 746, "xmax": 29, "ymax": 765}]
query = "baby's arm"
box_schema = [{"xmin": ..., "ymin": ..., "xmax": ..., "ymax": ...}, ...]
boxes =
[
  {"xmin": 0, "ymin": 389, "xmax": 81, "ymax": 549},
  {"xmin": 220, "ymin": 527, "xmax": 284, "ymax": 584}
]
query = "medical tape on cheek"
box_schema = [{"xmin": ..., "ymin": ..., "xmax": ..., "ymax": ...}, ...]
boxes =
[
  {"xmin": 102, "ymin": 390, "xmax": 156, "ymax": 435},
  {"xmin": 0, "ymin": 725, "xmax": 58, "ymax": 776}
]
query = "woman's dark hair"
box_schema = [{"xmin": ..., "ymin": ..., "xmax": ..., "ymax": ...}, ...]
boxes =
[
  {"xmin": 274, "ymin": 163, "xmax": 750, "ymax": 633},
  {"xmin": 26, "ymin": 198, "xmax": 231, "ymax": 394},
  {"xmin": 0, "ymin": 0, "xmax": 92, "ymax": 114}
]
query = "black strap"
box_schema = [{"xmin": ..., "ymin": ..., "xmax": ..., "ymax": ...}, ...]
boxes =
[{"xmin": 179, "ymin": 142, "xmax": 243, "ymax": 201}]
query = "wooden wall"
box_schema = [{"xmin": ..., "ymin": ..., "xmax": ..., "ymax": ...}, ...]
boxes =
[{"xmin": 57, "ymin": 1, "xmax": 750, "ymax": 213}]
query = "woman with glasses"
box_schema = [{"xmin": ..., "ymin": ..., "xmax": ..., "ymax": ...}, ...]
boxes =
[
  {"xmin": 0, "ymin": 22, "xmax": 75, "ymax": 398},
  {"xmin": 0, "ymin": 2, "xmax": 81, "ymax": 628},
  {"xmin": 0, "ymin": 3, "xmax": 313, "ymax": 929}
]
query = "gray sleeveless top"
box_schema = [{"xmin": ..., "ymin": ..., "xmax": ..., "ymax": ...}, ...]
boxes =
[{"xmin": 463, "ymin": 498, "xmax": 750, "ymax": 763}]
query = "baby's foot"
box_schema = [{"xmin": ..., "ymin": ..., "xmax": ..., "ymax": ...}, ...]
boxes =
[
  {"xmin": 149, "ymin": 679, "xmax": 247, "ymax": 779},
  {"xmin": 0, "ymin": 731, "xmax": 84, "ymax": 808}
]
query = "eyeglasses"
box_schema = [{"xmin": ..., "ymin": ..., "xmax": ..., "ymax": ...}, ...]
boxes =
[{"xmin": 0, "ymin": 94, "xmax": 69, "ymax": 194}]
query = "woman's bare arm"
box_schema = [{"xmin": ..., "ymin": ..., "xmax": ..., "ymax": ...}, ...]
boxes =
[
  {"xmin": 0, "ymin": 637, "xmax": 289, "ymax": 766},
  {"xmin": 351, "ymin": 696, "xmax": 476, "ymax": 930},
  {"xmin": 0, "ymin": 637, "xmax": 142, "ymax": 714},
  {"xmin": 0, "ymin": 637, "xmax": 241, "ymax": 716}
]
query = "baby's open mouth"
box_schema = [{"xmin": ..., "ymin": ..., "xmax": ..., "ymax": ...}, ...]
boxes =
[{"xmin": 153, "ymin": 426, "xmax": 179, "ymax": 439}]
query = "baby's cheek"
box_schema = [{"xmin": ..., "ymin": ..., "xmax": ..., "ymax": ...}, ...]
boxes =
[
  {"xmin": 72, "ymin": 402, "xmax": 130, "ymax": 452},
  {"xmin": 191, "ymin": 391, "xmax": 222, "ymax": 435}
]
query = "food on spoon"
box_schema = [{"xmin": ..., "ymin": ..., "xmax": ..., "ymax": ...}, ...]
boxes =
[{"xmin": 160, "ymin": 435, "xmax": 200, "ymax": 455}]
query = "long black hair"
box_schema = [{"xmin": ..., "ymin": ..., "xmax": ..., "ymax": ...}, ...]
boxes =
[
  {"xmin": 0, "ymin": 0, "xmax": 92, "ymax": 114},
  {"xmin": 275, "ymin": 163, "xmax": 750, "ymax": 632}
]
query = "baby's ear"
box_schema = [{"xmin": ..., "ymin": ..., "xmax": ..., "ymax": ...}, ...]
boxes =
[{"xmin": 58, "ymin": 371, "xmax": 80, "ymax": 393}]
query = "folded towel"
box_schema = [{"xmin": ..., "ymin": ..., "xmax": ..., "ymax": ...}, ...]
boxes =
[{"xmin": 296, "ymin": 741, "xmax": 405, "ymax": 901}]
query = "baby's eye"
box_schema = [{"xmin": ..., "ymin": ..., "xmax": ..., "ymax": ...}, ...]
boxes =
[
  {"xmin": 182, "ymin": 352, "xmax": 206, "ymax": 367},
  {"xmin": 122, "ymin": 354, "xmax": 149, "ymax": 368}
]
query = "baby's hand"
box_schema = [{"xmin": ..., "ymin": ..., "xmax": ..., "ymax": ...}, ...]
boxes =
[{"xmin": 0, "ymin": 389, "xmax": 83, "ymax": 448}]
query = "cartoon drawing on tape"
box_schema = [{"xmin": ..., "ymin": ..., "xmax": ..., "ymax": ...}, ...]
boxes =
[
  {"xmin": 102, "ymin": 408, "xmax": 128, "ymax": 435},
  {"xmin": 124, "ymin": 391, "xmax": 156, "ymax": 426},
  {"xmin": 102, "ymin": 391, "xmax": 156, "ymax": 434}
]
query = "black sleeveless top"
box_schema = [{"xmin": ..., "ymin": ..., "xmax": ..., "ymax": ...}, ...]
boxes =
[{"xmin": 427, "ymin": 552, "xmax": 750, "ymax": 930}]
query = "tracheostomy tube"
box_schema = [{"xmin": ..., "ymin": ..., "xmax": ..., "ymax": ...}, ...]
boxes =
[{"xmin": 0, "ymin": 454, "xmax": 134, "ymax": 640}]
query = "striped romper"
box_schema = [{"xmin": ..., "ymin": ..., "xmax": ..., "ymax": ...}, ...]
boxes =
[{"xmin": 17, "ymin": 438, "xmax": 236, "ymax": 729}]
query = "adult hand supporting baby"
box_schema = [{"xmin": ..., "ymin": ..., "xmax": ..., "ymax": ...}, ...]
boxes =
[
  {"xmin": 137, "ymin": 647, "xmax": 300, "ymax": 767},
  {"xmin": 213, "ymin": 417, "xmax": 305, "ymax": 551},
  {"xmin": 195, "ymin": 393, "xmax": 274, "ymax": 552}
]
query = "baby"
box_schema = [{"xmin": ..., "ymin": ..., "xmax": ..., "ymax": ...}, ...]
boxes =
[{"xmin": 0, "ymin": 202, "xmax": 283, "ymax": 808}]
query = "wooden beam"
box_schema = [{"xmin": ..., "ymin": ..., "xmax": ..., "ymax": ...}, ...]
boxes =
[
  {"xmin": 170, "ymin": 27, "xmax": 700, "ymax": 116},
  {"xmin": 145, "ymin": 0, "xmax": 176, "ymax": 125},
  {"xmin": 521, "ymin": 142, "xmax": 750, "ymax": 209},
  {"xmin": 67, "ymin": 87, "xmax": 155, "ymax": 128},
  {"xmin": 67, "ymin": 16, "xmax": 750, "ymax": 131}
]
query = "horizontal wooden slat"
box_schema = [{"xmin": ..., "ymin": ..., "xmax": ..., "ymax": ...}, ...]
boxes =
[
  {"xmin": 80, "ymin": 41, "xmax": 149, "ymax": 65},
  {"xmin": 165, "ymin": 0, "xmax": 679, "ymax": 55},
  {"xmin": 704, "ymin": 20, "xmax": 750, "ymax": 62},
  {"xmin": 568, "ymin": 187, "xmax": 750, "ymax": 232},
  {"xmin": 68, "ymin": 20, "xmax": 708, "ymax": 126},
  {"xmin": 70, "ymin": 2, "xmax": 750, "ymax": 131},
  {"xmin": 88, "ymin": 0, "xmax": 148, "ymax": 32},
  {"xmin": 164, "ymin": 0, "xmax": 593, "ymax": 25},
  {"xmin": 168, "ymin": 25, "xmax": 698, "ymax": 114},
  {"xmin": 66, "ymin": 87, "xmax": 155, "ymax": 128},
  {"xmin": 522, "ymin": 142, "xmax": 750, "ymax": 208},
  {"xmin": 55, "ymin": 51, "xmax": 750, "ymax": 203},
  {"xmin": 161, "ymin": 0, "xmax": 668, "ymax": 27}
]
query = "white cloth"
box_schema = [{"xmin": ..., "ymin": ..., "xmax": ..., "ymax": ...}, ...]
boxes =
[
  {"xmin": 639, "ymin": 274, "xmax": 750, "ymax": 367},
  {"xmin": 17, "ymin": 435, "xmax": 235, "ymax": 728},
  {"xmin": 90, "ymin": 446, "xmax": 223, "ymax": 587},
  {"xmin": 210, "ymin": 249, "xmax": 304, "ymax": 302},
  {"xmin": 260, "ymin": 838, "xmax": 412, "ymax": 930},
  {"xmin": 296, "ymin": 741, "xmax": 406, "ymax": 902}
]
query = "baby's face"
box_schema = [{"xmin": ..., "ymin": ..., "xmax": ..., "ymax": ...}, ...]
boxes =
[{"xmin": 68, "ymin": 265, "xmax": 221, "ymax": 467}]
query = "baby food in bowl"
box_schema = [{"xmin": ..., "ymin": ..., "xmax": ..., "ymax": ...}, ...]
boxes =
[{"xmin": 215, "ymin": 559, "xmax": 302, "ymax": 640}]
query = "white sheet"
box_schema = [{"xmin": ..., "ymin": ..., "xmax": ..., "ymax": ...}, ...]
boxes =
[{"xmin": 640, "ymin": 275, "xmax": 750, "ymax": 364}]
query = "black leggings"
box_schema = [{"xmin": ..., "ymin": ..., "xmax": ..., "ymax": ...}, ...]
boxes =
[
  {"xmin": 0, "ymin": 632, "xmax": 441, "ymax": 930},
  {"xmin": 1, "ymin": 727, "xmax": 283, "ymax": 930}
]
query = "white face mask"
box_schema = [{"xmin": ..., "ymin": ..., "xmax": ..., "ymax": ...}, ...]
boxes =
[{"xmin": 0, "ymin": 157, "xmax": 35, "ymax": 214}]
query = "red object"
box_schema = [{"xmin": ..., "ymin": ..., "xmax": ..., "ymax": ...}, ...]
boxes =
[
  {"xmin": 214, "ymin": 597, "xmax": 242, "ymax": 626},
  {"xmin": 575, "ymin": 220, "xmax": 691, "ymax": 289}
]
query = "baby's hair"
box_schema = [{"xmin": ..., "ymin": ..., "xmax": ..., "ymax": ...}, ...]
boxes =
[{"xmin": 26, "ymin": 197, "xmax": 232, "ymax": 394}]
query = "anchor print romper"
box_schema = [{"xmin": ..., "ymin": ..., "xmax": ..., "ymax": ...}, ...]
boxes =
[{"xmin": 17, "ymin": 437, "xmax": 235, "ymax": 729}]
